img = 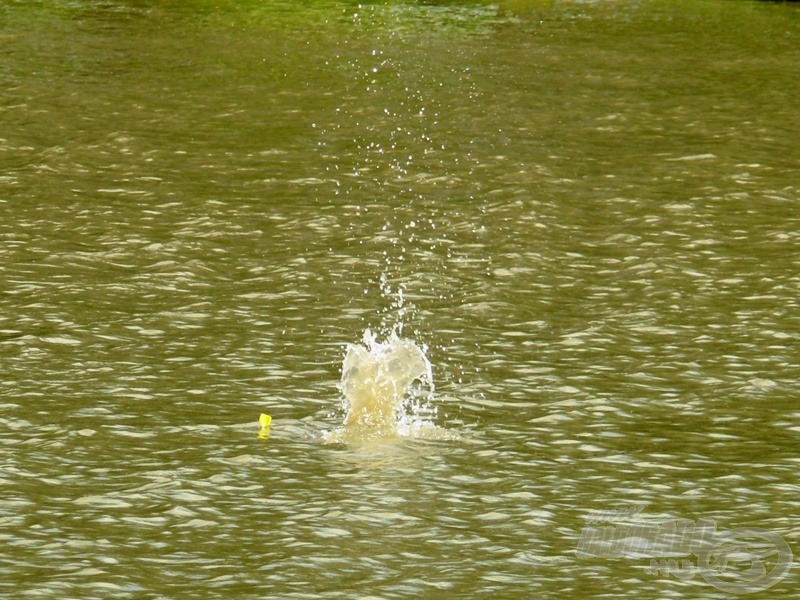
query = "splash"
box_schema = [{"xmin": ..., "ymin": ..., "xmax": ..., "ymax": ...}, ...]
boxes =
[{"xmin": 324, "ymin": 329, "xmax": 453, "ymax": 444}]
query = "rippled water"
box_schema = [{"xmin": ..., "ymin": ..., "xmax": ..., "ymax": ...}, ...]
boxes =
[{"xmin": 2, "ymin": 0, "xmax": 800, "ymax": 597}]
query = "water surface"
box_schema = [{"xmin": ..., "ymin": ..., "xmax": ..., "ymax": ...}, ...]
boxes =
[{"xmin": 2, "ymin": 0, "xmax": 800, "ymax": 597}]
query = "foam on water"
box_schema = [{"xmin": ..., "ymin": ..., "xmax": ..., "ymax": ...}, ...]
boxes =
[{"xmin": 323, "ymin": 328, "xmax": 455, "ymax": 444}]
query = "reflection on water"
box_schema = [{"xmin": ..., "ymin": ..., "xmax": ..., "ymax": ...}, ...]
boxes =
[{"xmin": 2, "ymin": 0, "xmax": 800, "ymax": 597}]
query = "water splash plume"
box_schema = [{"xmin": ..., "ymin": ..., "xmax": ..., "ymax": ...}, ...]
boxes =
[{"xmin": 324, "ymin": 329, "xmax": 453, "ymax": 444}]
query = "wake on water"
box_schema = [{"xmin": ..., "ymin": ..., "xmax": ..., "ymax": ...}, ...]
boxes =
[{"xmin": 322, "ymin": 329, "xmax": 457, "ymax": 445}]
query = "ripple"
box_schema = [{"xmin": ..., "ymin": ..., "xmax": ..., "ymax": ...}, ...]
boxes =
[{"xmin": 1, "ymin": 1, "xmax": 799, "ymax": 597}]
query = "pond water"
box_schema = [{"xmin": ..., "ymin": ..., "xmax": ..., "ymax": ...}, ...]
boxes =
[{"xmin": 2, "ymin": 0, "xmax": 800, "ymax": 597}]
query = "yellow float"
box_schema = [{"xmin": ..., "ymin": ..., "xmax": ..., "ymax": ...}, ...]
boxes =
[{"xmin": 258, "ymin": 413, "xmax": 272, "ymax": 439}]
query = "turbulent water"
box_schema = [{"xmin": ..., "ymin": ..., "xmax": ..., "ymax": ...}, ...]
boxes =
[
  {"xmin": 324, "ymin": 328, "xmax": 455, "ymax": 444},
  {"xmin": 2, "ymin": 0, "xmax": 800, "ymax": 598}
]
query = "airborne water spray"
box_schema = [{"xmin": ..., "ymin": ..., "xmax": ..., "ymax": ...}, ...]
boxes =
[{"xmin": 313, "ymin": 6, "xmax": 474, "ymax": 443}]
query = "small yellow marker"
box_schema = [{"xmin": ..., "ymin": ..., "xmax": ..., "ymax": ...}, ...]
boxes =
[{"xmin": 258, "ymin": 413, "xmax": 272, "ymax": 440}]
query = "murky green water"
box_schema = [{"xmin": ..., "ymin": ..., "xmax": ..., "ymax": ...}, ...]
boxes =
[{"xmin": 2, "ymin": 0, "xmax": 800, "ymax": 597}]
